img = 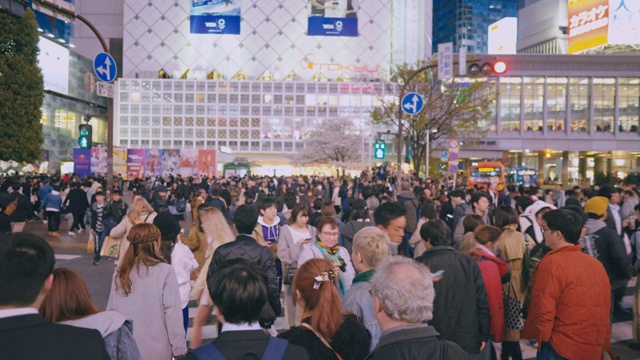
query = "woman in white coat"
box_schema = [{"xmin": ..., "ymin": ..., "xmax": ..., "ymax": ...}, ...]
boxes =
[{"xmin": 298, "ymin": 216, "xmax": 354, "ymax": 297}]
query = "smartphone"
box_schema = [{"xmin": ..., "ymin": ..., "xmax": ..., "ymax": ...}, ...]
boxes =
[{"xmin": 431, "ymin": 270, "xmax": 445, "ymax": 278}]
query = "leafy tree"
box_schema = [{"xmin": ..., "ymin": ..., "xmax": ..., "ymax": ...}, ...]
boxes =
[
  {"xmin": 0, "ymin": 9, "xmax": 44, "ymax": 162},
  {"xmin": 371, "ymin": 60, "xmax": 497, "ymax": 177},
  {"xmin": 290, "ymin": 118, "xmax": 363, "ymax": 176}
]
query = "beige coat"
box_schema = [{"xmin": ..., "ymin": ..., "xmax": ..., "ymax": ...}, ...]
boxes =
[
  {"xmin": 495, "ymin": 224, "xmax": 528, "ymax": 341},
  {"xmin": 184, "ymin": 225, "xmax": 207, "ymax": 280},
  {"xmin": 110, "ymin": 212, "xmax": 157, "ymax": 262}
]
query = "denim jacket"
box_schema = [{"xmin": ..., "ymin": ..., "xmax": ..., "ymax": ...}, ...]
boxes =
[
  {"xmin": 40, "ymin": 191, "xmax": 62, "ymax": 211},
  {"xmin": 342, "ymin": 269, "xmax": 380, "ymax": 351},
  {"xmin": 104, "ymin": 320, "xmax": 142, "ymax": 360}
]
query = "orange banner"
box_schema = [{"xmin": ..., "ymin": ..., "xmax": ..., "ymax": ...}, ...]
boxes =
[
  {"xmin": 197, "ymin": 150, "xmax": 216, "ymax": 178},
  {"xmin": 568, "ymin": 0, "xmax": 609, "ymax": 54}
]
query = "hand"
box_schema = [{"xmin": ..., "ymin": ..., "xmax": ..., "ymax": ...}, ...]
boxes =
[{"xmin": 480, "ymin": 341, "xmax": 486, "ymax": 351}]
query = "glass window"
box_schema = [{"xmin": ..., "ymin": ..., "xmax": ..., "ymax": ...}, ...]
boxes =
[
  {"xmin": 523, "ymin": 77, "xmax": 544, "ymax": 132},
  {"xmin": 499, "ymin": 77, "xmax": 521, "ymax": 131},
  {"xmin": 593, "ymin": 78, "xmax": 615, "ymax": 132},
  {"xmin": 618, "ymin": 78, "xmax": 639, "ymax": 132},
  {"xmin": 546, "ymin": 77, "xmax": 567, "ymax": 132},
  {"xmin": 570, "ymin": 77, "xmax": 589, "ymax": 132}
]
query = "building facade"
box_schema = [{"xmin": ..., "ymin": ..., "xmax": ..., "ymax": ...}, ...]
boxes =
[
  {"xmin": 516, "ymin": 0, "xmax": 567, "ymax": 53},
  {"xmin": 433, "ymin": 0, "xmax": 518, "ymax": 54}
]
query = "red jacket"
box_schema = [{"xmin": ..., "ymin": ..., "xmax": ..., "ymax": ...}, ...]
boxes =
[
  {"xmin": 522, "ymin": 244, "xmax": 611, "ymax": 359},
  {"xmin": 474, "ymin": 248, "xmax": 509, "ymax": 343}
]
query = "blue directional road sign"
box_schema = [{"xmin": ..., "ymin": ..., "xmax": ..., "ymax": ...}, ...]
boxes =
[
  {"xmin": 93, "ymin": 52, "xmax": 117, "ymax": 83},
  {"xmin": 401, "ymin": 92, "xmax": 425, "ymax": 115}
]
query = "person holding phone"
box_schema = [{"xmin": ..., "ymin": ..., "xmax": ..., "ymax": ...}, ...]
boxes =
[{"xmin": 278, "ymin": 203, "xmax": 317, "ymax": 327}]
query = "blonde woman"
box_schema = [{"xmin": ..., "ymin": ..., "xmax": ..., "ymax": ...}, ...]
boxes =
[
  {"xmin": 109, "ymin": 197, "xmax": 157, "ymax": 263},
  {"xmin": 184, "ymin": 200, "xmax": 208, "ymax": 281},
  {"xmin": 189, "ymin": 206, "xmax": 235, "ymax": 348}
]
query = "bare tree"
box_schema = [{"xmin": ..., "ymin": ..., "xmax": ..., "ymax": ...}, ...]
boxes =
[
  {"xmin": 290, "ymin": 118, "xmax": 363, "ymax": 176},
  {"xmin": 371, "ymin": 61, "xmax": 498, "ymax": 177}
]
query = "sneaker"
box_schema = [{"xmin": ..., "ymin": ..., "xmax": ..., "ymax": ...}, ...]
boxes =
[
  {"xmin": 68, "ymin": 231, "xmax": 76, "ymax": 236},
  {"xmin": 77, "ymin": 228, "xmax": 83, "ymax": 234},
  {"xmin": 43, "ymin": 220, "xmax": 48, "ymax": 224},
  {"xmin": 48, "ymin": 231, "xmax": 53, "ymax": 236},
  {"xmin": 52, "ymin": 232, "xmax": 60, "ymax": 237},
  {"xmin": 93, "ymin": 259, "xmax": 99, "ymax": 265}
]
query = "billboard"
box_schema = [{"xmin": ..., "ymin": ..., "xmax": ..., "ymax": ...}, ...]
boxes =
[
  {"xmin": 73, "ymin": 149, "xmax": 91, "ymax": 178},
  {"xmin": 307, "ymin": 0, "xmax": 358, "ymax": 37},
  {"xmin": 37, "ymin": 37, "xmax": 69, "ymax": 95},
  {"xmin": 127, "ymin": 149, "xmax": 145, "ymax": 179},
  {"xmin": 91, "ymin": 148, "xmax": 108, "ymax": 176},
  {"xmin": 608, "ymin": 0, "xmax": 640, "ymax": 45},
  {"xmin": 190, "ymin": 0, "xmax": 241, "ymax": 34},
  {"xmin": 113, "ymin": 148, "xmax": 128, "ymax": 179},
  {"xmin": 488, "ymin": 17, "xmax": 517, "ymax": 54},
  {"xmin": 180, "ymin": 150, "xmax": 199, "ymax": 178},
  {"xmin": 568, "ymin": 0, "xmax": 609, "ymax": 53}
]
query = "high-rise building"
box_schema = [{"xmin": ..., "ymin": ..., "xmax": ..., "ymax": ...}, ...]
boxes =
[
  {"xmin": 516, "ymin": 0, "xmax": 568, "ymax": 54},
  {"xmin": 432, "ymin": 0, "xmax": 518, "ymax": 53}
]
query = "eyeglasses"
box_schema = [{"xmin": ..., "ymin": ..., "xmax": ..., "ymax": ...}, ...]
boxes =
[{"xmin": 321, "ymin": 232, "xmax": 340, "ymax": 237}]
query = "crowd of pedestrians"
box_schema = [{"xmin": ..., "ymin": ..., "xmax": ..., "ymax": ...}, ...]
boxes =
[{"xmin": 0, "ymin": 170, "xmax": 639, "ymax": 360}]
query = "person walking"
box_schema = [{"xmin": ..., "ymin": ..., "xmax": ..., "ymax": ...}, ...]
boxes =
[
  {"xmin": 63, "ymin": 182, "xmax": 90, "ymax": 235},
  {"xmin": 41, "ymin": 185, "xmax": 63, "ymax": 237}
]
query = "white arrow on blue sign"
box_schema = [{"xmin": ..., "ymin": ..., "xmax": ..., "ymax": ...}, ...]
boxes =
[
  {"xmin": 93, "ymin": 52, "xmax": 117, "ymax": 83},
  {"xmin": 401, "ymin": 92, "xmax": 425, "ymax": 115}
]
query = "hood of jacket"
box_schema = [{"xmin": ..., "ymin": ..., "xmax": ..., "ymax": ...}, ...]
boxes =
[
  {"xmin": 585, "ymin": 218, "xmax": 607, "ymax": 234},
  {"xmin": 257, "ymin": 215, "xmax": 279, "ymax": 228},
  {"xmin": 60, "ymin": 311, "xmax": 127, "ymax": 337},
  {"xmin": 522, "ymin": 200, "xmax": 556, "ymax": 218}
]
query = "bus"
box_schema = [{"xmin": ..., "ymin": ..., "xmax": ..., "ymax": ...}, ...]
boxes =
[
  {"xmin": 509, "ymin": 167, "xmax": 538, "ymax": 187},
  {"xmin": 467, "ymin": 161, "xmax": 505, "ymax": 191}
]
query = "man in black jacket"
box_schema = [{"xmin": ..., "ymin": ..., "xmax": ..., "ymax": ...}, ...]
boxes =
[
  {"xmin": 367, "ymin": 256, "xmax": 470, "ymax": 360},
  {"xmin": 0, "ymin": 233, "xmax": 109, "ymax": 360},
  {"xmin": 415, "ymin": 219, "xmax": 490, "ymax": 356},
  {"xmin": 62, "ymin": 182, "xmax": 89, "ymax": 235},
  {"xmin": 7, "ymin": 183, "xmax": 33, "ymax": 233},
  {"xmin": 208, "ymin": 205, "xmax": 281, "ymax": 329}
]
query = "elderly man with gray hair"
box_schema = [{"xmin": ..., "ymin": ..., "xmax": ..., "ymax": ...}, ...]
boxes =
[
  {"xmin": 343, "ymin": 227, "xmax": 390, "ymax": 351},
  {"xmin": 366, "ymin": 256, "xmax": 470, "ymax": 360}
]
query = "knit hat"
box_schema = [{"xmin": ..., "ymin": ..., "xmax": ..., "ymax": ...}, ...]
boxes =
[
  {"xmin": 153, "ymin": 211, "xmax": 181, "ymax": 241},
  {"xmin": 585, "ymin": 196, "xmax": 609, "ymax": 216}
]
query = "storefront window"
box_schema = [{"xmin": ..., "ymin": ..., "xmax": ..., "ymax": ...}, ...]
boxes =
[
  {"xmin": 546, "ymin": 77, "xmax": 567, "ymax": 132},
  {"xmin": 618, "ymin": 78, "xmax": 640, "ymax": 132},
  {"xmin": 499, "ymin": 77, "xmax": 521, "ymax": 131},
  {"xmin": 54, "ymin": 109, "xmax": 78, "ymax": 137},
  {"xmin": 593, "ymin": 77, "xmax": 615, "ymax": 132},
  {"xmin": 523, "ymin": 77, "xmax": 544, "ymax": 131},
  {"xmin": 569, "ymin": 77, "xmax": 589, "ymax": 132}
]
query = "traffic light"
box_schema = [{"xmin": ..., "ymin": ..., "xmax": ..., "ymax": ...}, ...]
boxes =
[
  {"xmin": 78, "ymin": 124, "xmax": 92, "ymax": 149},
  {"xmin": 374, "ymin": 140, "xmax": 386, "ymax": 160},
  {"xmin": 467, "ymin": 60, "xmax": 508, "ymax": 76}
]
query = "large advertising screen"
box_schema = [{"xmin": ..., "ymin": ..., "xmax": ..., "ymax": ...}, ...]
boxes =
[
  {"xmin": 307, "ymin": 0, "xmax": 358, "ymax": 37},
  {"xmin": 191, "ymin": 0, "xmax": 241, "ymax": 34},
  {"xmin": 568, "ymin": 0, "xmax": 640, "ymax": 53}
]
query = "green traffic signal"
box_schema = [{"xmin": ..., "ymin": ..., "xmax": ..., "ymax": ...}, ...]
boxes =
[
  {"xmin": 374, "ymin": 140, "xmax": 386, "ymax": 159},
  {"xmin": 78, "ymin": 124, "xmax": 93, "ymax": 149}
]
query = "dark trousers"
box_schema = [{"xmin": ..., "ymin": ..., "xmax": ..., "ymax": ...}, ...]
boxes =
[
  {"xmin": 182, "ymin": 306, "xmax": 189, "ymax": 335},
  {"xmin": 538, "ymin": 342, "xmax": 567, "ymax": 360},
  {"xmin": 46, "ymin": 211, "xmax": 60, "ymax": 231},
  {"xmin": 71, "ymin": 210, "xmax": 86, "ymax": 231},
  {"xmin": 93, "ymin": 230, "xmax": 106, "ymax": 261},
  {"xmin": 500, "ymin": 341, "xmax": 523, "ymax": 360}
]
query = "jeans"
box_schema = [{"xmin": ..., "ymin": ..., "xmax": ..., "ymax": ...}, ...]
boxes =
[
  {"xmin": 47, "ymin": 211, "xmax": 60, "ymax": 231},
  {"xmin": 94, "ymin": 230, "xmax": 106, "ymax": 261},
  {"xmin": 538, "ymin": 342, "xmax": 567, "ymax": 360}
]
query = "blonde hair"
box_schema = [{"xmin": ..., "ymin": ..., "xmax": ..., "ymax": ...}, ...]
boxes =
[
  {"xmin": 200, "ymin": 207, "xmax": 234, "ymax": 248},
  {"xmin": 352, "ymin": 227, "xmax": 389, "ymax": 268},
  {"xmin": 128, "ymin": 197, "xmax": 155, "ymax": 224}
]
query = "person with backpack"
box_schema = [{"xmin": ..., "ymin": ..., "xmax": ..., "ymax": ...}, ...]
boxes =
[
  {"xmin": 187, "ymin": 259, "xmax": 307, "ymax": 360},
  {"xmin": 6, "ymin": 182, "xmax": 33, "ymax": 233}
]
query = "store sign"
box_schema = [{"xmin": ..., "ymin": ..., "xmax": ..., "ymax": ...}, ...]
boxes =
[
  {"xmin": 568, "ymin": 0, "xmax": 609, "ymax": 53},
  {"xmin": 307, "ymin": 0, "xmax": 358, "ymax": 37}
]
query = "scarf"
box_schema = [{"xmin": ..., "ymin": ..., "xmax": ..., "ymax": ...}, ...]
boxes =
[{"xmin": 316, "ymin": 239, "xmax": 340, "ymax": 256}]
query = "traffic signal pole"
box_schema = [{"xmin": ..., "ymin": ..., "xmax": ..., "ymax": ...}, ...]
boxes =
[{"xmin": 33, "ymin": 0, "xmax": 114, "ymax": 186}]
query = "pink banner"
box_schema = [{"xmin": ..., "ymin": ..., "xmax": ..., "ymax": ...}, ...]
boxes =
[
  {"xmin": 127, "ymin": 149, "xmax": 145, "ymax": 179},
  {"xmin": 198, "ymin": 149, "xmax": 216, "ymax": 178},
  {"xmin": 180, "ymin": 149, "xmax": 198, "ymax": 178}
]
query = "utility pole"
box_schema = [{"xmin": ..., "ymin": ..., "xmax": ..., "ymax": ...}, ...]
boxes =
[{"xmin": 33, "ymin": 0, "xmax": 115, "ymax": 186}]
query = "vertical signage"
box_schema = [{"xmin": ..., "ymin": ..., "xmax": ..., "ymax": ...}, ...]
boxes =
[
  {"xmin": 190, "ymin": 0, "xmax": 241, "ymax": 34},
  {"xmin": 198, "ymin": 150, "xmax": 217, "ymax": 178},
  {"xmin": 127, "ymin": 149, "xmax": 145, "ymax": 179},
  {"xmin": 73, "ymin": 149, "xmax": 91, "ymax": 178},
  {"xmin": 437, "ymin": 42, "xmax": 453, "ymax": 80},
  {"xmin": 307, "ymin": 0, "xmax": 358, "ymax": 37},
  {"xmin": 180, "ymin": 149, "xmax": 199, "ymax": 178},
  {"xmin": 568, "ymin": 0, "xmax": 609, "ymax": 53}
]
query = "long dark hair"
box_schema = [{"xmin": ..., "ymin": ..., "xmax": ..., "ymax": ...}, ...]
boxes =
[{"xmin": 116, "ymin": 223, "xmax": 165, "ymax": 295}]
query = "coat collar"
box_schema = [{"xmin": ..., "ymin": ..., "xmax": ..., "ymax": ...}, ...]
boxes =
[
  {"xmin": 0, "ymin": 314, "xmax": 46, "ymax": 332},
  {"xmin": 376, "ymin": 324, "xmax": 440, "ymax": 349}
]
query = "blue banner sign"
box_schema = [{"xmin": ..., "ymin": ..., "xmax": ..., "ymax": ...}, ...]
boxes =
[
  {"xmin": 190, "ymin": 0, "xmax": 241, "ymax": 34},
  {"xmin": 307, "ymin": 0, "xmax": 358, "ymax": 37}
]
